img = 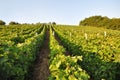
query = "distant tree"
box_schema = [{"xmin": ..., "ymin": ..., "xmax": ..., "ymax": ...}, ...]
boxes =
[
  {"xmin": 0, "ymin": 20, "xmax": 6, "ymax": 25},
  {"xmin": 79, "ymin": 15, "xmax": 120, "ymax": 30},
  {"xmin": 9, "ymin": 21, "xmax": 19, "ymax": 25},
  {"xmin": 49, "ymin": 22, "xmax": 51, "ymax": 24},
  {"xmin": 52, "ymin": 22, "xmax": 56, "ymax": 25}
]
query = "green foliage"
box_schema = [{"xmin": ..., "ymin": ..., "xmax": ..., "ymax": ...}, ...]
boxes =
[
  {"xmin": 52, "ymin": 22, "xmax": 56, "ymax": 25},
  {"xmin": 9, "ymin": 21, "xmax": 19, "ymax": 25},
  {"xmin": 53, "ymin": 25, "xmax": 120, "ymax": 80},
  {"xmin": 11, "ymin": 36, "xmax": 25, "ymax": 44},
  {"xmin": 49, "ymin": 26, "xmax": 90, "ymax": 80},
  {"xmin": 0, "ymin": 20, "xmax": 6, "ymax": 25},
  {"xmin": 80, "ymin": 15, "xmax": 120, "ymax": 30},
  {"xmin": 0, "ymin": 23, "xmax": 120, "ymax": 80},
  {"xmin": 0, "ymin": 24, "xmax": 45, "ymax": 79}
]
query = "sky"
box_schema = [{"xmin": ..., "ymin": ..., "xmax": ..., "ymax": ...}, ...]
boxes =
[{"xmin": 0, "ymin": 0, "xmax": 120, "ymax": 25}]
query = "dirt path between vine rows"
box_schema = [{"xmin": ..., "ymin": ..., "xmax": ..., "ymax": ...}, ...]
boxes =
[
  {"xmin": 32, "ymin": 29, "xmax": 50, "ymax": 80},
  {"xmin": 53, "ymin": 31, "xmax": 71, "ymax": 56}
]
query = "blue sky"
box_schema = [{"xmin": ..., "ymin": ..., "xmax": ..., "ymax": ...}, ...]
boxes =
[{"xmin": 0, "ymin": 0, "xmax": 120, "ymax": 25}]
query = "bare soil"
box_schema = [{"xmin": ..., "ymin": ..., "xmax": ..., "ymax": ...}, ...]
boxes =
[{"xmin": 32, "ymin": 29, "xmax": 50, "ymax": 80}]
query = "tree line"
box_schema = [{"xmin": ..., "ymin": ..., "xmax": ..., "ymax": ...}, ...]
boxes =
[
  {"xmin": 80, "ymin": 16, "xmax": 120, "ymax": 30},
  {"xmin": 0, "ymin": 20, "xmax": 56, "ymax": 25},
  {"xmin": 0, "ymin": 20, "xmax": 20, "ymax": 25}
]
